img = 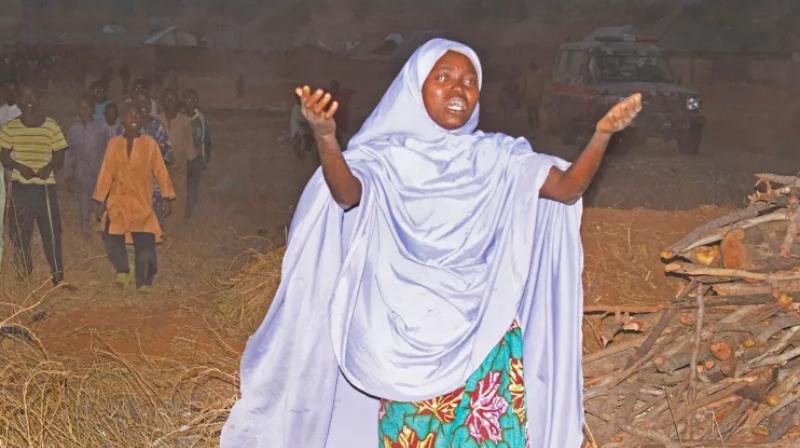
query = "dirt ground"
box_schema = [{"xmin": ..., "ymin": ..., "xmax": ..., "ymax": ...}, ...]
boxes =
[{"xmin": 0, "ymin": 46, "xmax": 798, "ymax": 444}]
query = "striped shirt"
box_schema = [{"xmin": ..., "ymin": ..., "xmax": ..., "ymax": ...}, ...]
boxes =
[{"xmin": 0, "ymin": 117, "xmax": 69, "ymax": 185}]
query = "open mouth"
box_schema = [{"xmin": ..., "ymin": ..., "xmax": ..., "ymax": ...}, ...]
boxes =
[{"xmin": 445, "ymin": 97, "xmax": 467, "ymax": 113}]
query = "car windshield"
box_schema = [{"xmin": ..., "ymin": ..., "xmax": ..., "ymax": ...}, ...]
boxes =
[{"xmin": 594, "ymin": 52, "xmax": 672, "ymax": 83}]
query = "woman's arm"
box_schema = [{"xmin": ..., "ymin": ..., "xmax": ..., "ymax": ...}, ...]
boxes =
[
  {"xmin": 539, "ymin": 93, "xmax": 642, "ymax": 204},
  {"xmin": 295, "ymin": 85, "xmax": 362, "ymax": 209}
]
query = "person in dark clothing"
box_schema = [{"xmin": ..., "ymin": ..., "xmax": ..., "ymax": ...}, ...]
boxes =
[
  {"xmin": 91, "ymin": 80, "xmax": 111, "ymax": 122},
  {"xmin": 182, "ymin": 89, "xmax": 212, "ymax": 221},
  {"xmin": 64, "ymin": 94, "xmax": 109, "ymax": 236}
]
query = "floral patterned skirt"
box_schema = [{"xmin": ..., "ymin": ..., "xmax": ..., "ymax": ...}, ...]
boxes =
[{"xmin": 378, "ymin": 321, "xmax": 527, "ymax": 448}]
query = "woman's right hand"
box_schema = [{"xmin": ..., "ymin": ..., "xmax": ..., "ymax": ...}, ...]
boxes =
[{"xmin": 295, "ymin": 85, "xmax": 339, "ymax": 140}]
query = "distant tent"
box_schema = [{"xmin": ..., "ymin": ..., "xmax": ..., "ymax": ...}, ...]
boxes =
[
  {"xmin": 350, "ymin": 30, "xmax": 446, "ymax": 61},
  {"xmin": 143, "ymin": 27, "xmax": 205, "ymax": 72},
  {"xmin": 143, "ymin": 26, "xmax": 203, "ymax": 48}
]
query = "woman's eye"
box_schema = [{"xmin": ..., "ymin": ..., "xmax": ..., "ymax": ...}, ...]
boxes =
[
  {"xmin": 464, "ymin": 78, "xmax": 476, "ymax": 86},
  {"xmin": 436, "ymin": 74, "xmax": 447, "ymax": 82}
]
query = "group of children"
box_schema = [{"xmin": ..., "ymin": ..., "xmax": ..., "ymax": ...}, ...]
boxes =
[{"xmin": 0, "ymin": 77, "xmax": 213, "ymax": 293}]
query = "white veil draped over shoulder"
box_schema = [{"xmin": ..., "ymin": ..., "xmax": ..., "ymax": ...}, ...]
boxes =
[{"xmin": 221, "ymin": 38, "xmax": 585, "ymax": 447}]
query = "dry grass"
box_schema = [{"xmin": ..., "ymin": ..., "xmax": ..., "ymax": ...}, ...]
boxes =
[
  {"xmin": 0, "ymin": 244, "xmax": 287, "ymax": 448},
  {"xmin": 215, "ymin": 246, "xmax": 284, "ymax": 333},
  {"xmin": 0, "ymin": 344, "xmax": 236, "ymax": 447}
]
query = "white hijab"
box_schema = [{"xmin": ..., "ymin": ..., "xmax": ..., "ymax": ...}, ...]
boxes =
[{"xmin": 222, "ymin": 38, "xmax": 585, "ymax": 447}]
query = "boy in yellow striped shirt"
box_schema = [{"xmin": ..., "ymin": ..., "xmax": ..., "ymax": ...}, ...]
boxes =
[{"xmin": 0, "ymin": 85, "xmax": 69, "ymax": 286}]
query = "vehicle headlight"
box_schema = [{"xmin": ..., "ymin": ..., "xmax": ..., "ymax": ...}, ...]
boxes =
[{"xmin": 686, "ymin": 96, "xmax": 701, "ymax": 111}]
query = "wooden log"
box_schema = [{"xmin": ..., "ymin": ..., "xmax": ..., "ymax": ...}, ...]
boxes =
[
  {"xmin": 672, "ymin": 294, "xmax": 778, "ymax": 308},
  {"xmin": 600, "ymin": 317, "xmax": 624, "ymax": 347},
  {"xmin": 584, "ymin": 335, "xmax": 647, "ymax": 364},
  {"xmin": 713, "ymin": 280, "xmax": 800, "ymax": 296},
  {"xmin": 636, "ymin": 370, "xmax": 688, "ymax": 386},
  {"xmin": 664, "ymin": 261, "xmax": 800, "ymax": 282},
  {"xmin": 653, "ymin": 380, "xmax": 753, "ymax": 429},
  {"xmin": 584, "ymin": 304, "xmax": 667, "ymax": 314},
  {"xmin": 625, "ymin": 310, "xmax": 674, "ymax": 369},
  {"xmin": 615, "ymin": 390, "xmax": 640, "ymax": 428},
  {"xmin": 584, "ymin": 334, "xmax": 677, "ymax": 400},
  {"xmin": 721, "ymin": 220, "xmax": 800, "ymax": 272},
  {"xmin": 662, "ymin": 205, "xmax": 770, "ymax": 259},
  {"xmin": 718, "ymin": 399, "xmax": 751, "ymax": 439},
  {"xmin": 748, "ymin": 344, "xmax": 800, "ymax": 369},
  {"xmin": 755, "ymin": 173, "xmax": 800, "ymax": 187},
  {"xmin": 719, "ymin": 358, "xmax": 740, "ymax": 377},
  {"xmin": 654, "ymin": 351, "xmax": 693, "ymax": 373},
  {"xmin": 584, "ymin": 350, "xmax": 631, "ymax": 379},
  {"xmin": 739, "ymin": 363, "xmax": 800, "ymax": 433},
  {"xmin": 755, "ymin": 318, "xmax": 800, "ymax": 345},
  {"xmin": 710, "ymin": 340, "xmax": 733, "ymax": 361},
  {"xmin": 617, "ymin": 424, "xmax": 679, "ymax": 448},
  {"xmin": 734, "ymin": 367, "xmax": 778, "ymax": 404},
  {"xmin": 688, "ymin": 288, "xmax": 706, "ymax": 398},
  {"xmin": 766, "ymin": 399, "xmax": 800, "ymax": 442},
  {"xmin": 662, "ymin": 209, "xmax": 785, "ymax": 259},
  {"xmin": 781, "ymin": 202, "xmax": 800, "ymax": 257},
  {"xmin": 685, "ymin": 245, "xmax": 721, "ymax": 267},
  {"xmin": 736, "ymin": 384, "xmax": 769, "ymax": 404}
]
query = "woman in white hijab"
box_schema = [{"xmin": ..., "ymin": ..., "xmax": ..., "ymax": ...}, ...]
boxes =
[{"xmin": 221, "ymin": 39, "xmax": 641, "ymax": 448}]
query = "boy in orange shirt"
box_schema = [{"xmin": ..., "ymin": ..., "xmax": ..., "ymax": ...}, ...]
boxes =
[{"xmin": 93, "ymin": 103, "xmax": 175, "ymax": 292}]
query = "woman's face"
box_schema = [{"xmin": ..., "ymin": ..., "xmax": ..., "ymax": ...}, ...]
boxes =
[{"xmin": 422, "ymin": 50, "xmax": 479, "ymax": 130}]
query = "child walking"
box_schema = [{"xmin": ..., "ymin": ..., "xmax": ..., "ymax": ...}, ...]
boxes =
[
  {"xmin": 64, "ymin": 94, "xmax": 109, "ymax": 236},
  {"xmin": 93, "ymin": 103, "xmax": 175, "ymax": 291}
]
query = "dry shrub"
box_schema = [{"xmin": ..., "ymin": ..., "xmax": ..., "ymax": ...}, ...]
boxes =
[
  {"xmin": 0, "ymin": 240, "xmax": 291, "ymax": 447},
  {"xmin": 0, "ymin": 306, "xmax": 240, "ymax": 448},
  {"xmin": 0, "ymin": 245, "xmax": 286, "ymax": 447},
  {"xmin": 215, "ymin": 247, "xmax": 284, "ymax": 333}
]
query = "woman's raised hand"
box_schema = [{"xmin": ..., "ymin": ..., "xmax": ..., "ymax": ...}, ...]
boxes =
[
  {"xmin": 596, "ymin": 93, "xmax": 643, "ymax": 135},
  {"xmin": 295, "ymin": 85, "xmax": 339, "ymax": 139}
]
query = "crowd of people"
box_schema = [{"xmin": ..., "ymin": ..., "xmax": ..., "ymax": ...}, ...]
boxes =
[{"xmin": 0, "ymin": 76, "xmax": 212, "ymax": 293}]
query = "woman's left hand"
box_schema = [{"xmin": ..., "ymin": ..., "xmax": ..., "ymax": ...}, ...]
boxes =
[{"xmin": 595, "ymin": 93, "xmax": 643, "ymax": 135}]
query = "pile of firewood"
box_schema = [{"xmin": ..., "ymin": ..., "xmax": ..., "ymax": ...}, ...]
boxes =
[{"xmin": 583, "ymin": 173, "xmax": 800, "ymax": 447}]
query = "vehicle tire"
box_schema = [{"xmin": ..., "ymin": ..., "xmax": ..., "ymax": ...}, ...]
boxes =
[{"xmin": 677, "ymin": 125, "xmax": 703, "ymax": 155}]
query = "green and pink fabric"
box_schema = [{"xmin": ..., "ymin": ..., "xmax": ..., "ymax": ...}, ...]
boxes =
[{"xmin": 379, "ymin": 322, "xmax": 528, "ymax": 448}]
